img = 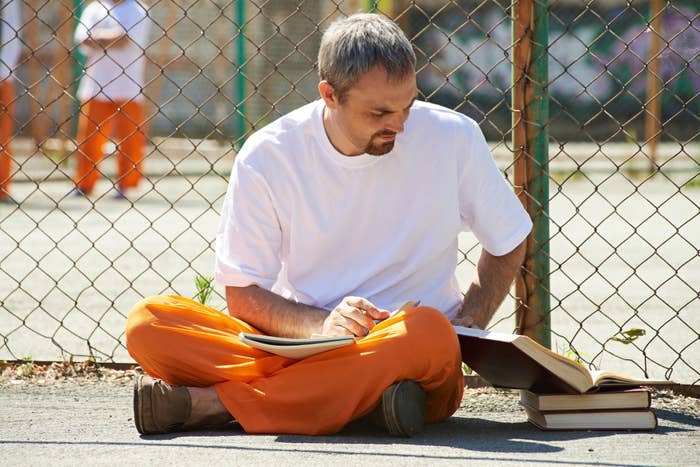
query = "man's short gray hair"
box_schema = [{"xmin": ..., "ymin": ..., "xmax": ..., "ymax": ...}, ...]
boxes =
[{"xmin": 318, "ymin": 13, "xmax": 416, "ymax": 101}]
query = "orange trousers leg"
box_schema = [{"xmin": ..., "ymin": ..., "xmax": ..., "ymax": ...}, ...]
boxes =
[
  {"xmin": 74, "ymin": 99, "xmax": 145, "ymax": 193},
  {"xmin": 0, "ymin": 79, "xmax": 15, "ymax": 198},
  {"xmin": 112, "ymin": 101, "xmax": 145, "ymax": 190},
  {"xmin": 126, "ymin": 294, "xmax": 464, "ymax": 435},
  {"xmin": 75, "ymin": 99, "xmax": 114, "ymax": 193}
]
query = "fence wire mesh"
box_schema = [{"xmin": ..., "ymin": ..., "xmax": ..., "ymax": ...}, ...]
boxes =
[{"xmin": 0, "ymin": 0, "xmax": 698, "ymax": 384}]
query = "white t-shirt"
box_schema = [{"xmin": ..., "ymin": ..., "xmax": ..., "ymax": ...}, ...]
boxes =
[
  {"xmin": 215, "ymin": 100, "xmax": 532, "ymax": 318},
  {"xmin": 1, "ymin": 0, "xmax": 22, "ymax": 81},
  {"xmin": 74, "ymin": 0, "xmax": 150, "ymax": 102}
]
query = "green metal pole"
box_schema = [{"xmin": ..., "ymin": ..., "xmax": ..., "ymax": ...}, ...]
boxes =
[
  {"xmin": 71, "ymin": 0, "xmax": 85, "ymax": 138},
  {"xmin": 234, "ymin": 1, "xmax": 246, "ymax": 147},
  {"xmin": 512, "ymin": 0, "xmax": 551, "ymax": 347}
]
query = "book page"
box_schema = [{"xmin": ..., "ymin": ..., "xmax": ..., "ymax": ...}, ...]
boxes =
[
  {"xmin": 238, "ymin": 332, "xmax": 355, "ymax": 359},
  {"xmin": 241, "ymin": 333, "xmax": 354, "ymax": 346},
  {"xmin": 589, "ymin": 370, "xmax": 672, "ymax": 387}
]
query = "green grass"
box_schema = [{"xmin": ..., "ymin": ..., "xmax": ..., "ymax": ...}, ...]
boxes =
[
  {"xmin": 19, "ymin": 355, "xmax": 34, "ymax": 377},
  {"xmin": 608, "ymin": 328, "xmax": 646, "ymax": 345},
  {"xmin": 555, "ymin": 343, "xmax": 592, "ymax": 369},
  {"xmin": 550, "ymin": 169, "xmax": 586, "ymax": 184},
  {"xmin": 42, "ymin": 148, "xmax": 70, "ymax": 167},
  {"xmin": 194, "ymin": 274, "xmax": 214, "ymax": 305},
  {"xmin": 683, "ymin": 173, "xmax": 700, "ymax": 189},
  {"xmin": 462, "ymin": 362, "xmax": 473, "ymax": 376}
]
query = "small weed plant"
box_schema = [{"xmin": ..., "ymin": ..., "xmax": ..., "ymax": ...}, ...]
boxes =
[{"xmin": 194, "ymin": 274, "xmax": 214, "ymax": 305}]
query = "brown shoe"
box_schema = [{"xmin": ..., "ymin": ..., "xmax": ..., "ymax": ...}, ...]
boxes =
[
  {"xmin": 368, "ymin": 380, "xmax": 427, "ymax": 437},
  {"xmin": 133, "ymin": 375, "xmax": 192, "ymax": 434}
]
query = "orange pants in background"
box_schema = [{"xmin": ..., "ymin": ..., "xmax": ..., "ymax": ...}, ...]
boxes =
[
  {"xmin": 74, "ymin": 99, "xmax": 145, "ymax": 194},
  {"xmin": 126, "ymin": 295, "xmax": 465, "ymax": 435},
  {"xmin": 0, "ymin": 79, "xmax": 15, "ymax": 199}
]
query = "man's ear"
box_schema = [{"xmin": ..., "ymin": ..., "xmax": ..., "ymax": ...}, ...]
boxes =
[{"xmin": 318, "ymin": 81, "xmax": 338, "ymax": 109}]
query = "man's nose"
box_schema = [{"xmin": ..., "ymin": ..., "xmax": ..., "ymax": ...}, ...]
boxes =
[{"xmin": 385, "ymin": 110, "xmax": 409, "ymax": 134}]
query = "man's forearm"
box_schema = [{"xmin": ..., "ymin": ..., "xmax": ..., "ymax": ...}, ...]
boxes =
[
  {"xmin": 455, "ymin": 240, "xmax": 526, "ymax": 329},
  {"xmin": 225, "ymin": 285, "xmax": 328, "ymax": 338},
  {"xmin": 81, "ymin": 29, "xmax": 129, "ymax": 50}
]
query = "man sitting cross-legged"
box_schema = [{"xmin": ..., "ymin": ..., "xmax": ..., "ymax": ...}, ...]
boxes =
[{"xmin": 126, "ymin": 13, "xmax": 531, "ymax": 437}]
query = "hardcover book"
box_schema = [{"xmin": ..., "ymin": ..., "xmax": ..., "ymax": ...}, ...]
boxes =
[
  {"xmin": 454, "ymin": 326, "xmax": 670, "ymax": 394},
  {"xmin": 519, "ymin": 388, "xmax": 652, "ymax": 412},
  {"xmin": 523, "ymin": 406, "xmax": 658, "ymax": 430}
]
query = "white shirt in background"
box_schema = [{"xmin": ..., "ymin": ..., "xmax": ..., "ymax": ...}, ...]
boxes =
[
  {"xmin": 0, "ymin": 0, "xmax": 22, "ymax": 81},
  {"xmin": 215, "ymin": 100, "xmax": 533, "ymax": 319},
  {"xmin": 75, "ymin": 0, "xmax": 151, "ymax": 102}
]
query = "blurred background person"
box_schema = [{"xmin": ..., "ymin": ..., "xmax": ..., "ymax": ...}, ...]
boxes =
[
  {"xmin": 71, "ymin": 0, "xmax": 151, "ymax": 198},
  {"xmin": 0, "ymin": 0, "xmax": 22, "ymax": 203}
]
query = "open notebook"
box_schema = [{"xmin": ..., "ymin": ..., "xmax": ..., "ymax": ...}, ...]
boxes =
[{"xmin": 238, "ymin": 300, "xmax": 420, "ymax": 359}]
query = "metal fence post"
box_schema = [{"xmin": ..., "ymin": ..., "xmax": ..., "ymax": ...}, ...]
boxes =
[
  {"xmin": 71, "ymin": 0, "xmax": 85, "ymax": 138},
  {"xmin": 512, "ymin": 0, "xmax": 551, "ymax": 347},
  {"xmin": 644, "ymin": 0, "xmax": 664, "ymax": 167}
]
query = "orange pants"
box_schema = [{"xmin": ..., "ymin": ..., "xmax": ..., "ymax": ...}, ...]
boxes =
[
  {"xmin": 126, "ymin": 295, "xmax": 464, "ymax": 435},
  {"xmin": 74, "ymin": 99, "xmax": 145, "ymax": 193},
  {"xmin": 0, "ymin": 79, "xmax": 15, "ymax": 198}
]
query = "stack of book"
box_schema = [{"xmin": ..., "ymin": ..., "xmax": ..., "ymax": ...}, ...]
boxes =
[
  {"xmin": 519, "ymin": 387, "xmax": 656, "ymax": 430},
  {"xmin": 454, "ymin": 326, "xmax": 670, "ymax": 431}
]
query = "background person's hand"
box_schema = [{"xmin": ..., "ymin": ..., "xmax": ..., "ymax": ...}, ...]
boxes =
[{"xmin": 322, "ymin": 296, "xmax": 390, "ymax": 337}]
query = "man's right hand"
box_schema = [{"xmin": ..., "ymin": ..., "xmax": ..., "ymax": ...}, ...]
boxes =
[{"xmin": 322, "ymin": 296, "xmax": 391, "ymax": 337}]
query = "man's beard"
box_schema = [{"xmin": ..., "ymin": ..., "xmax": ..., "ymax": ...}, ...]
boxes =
[{"xmin": 364, "ymin": 131, "xmax": 397, "ymax": 156}]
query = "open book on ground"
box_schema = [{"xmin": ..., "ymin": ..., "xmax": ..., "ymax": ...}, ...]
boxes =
[
  {"xmin": 455, "ymin": 326, "xmax": 671, "ymax": 394},
  {"xmin": 523, "ymin": 406, "xmax": 658, "ymax": 430},
  {"xmin": 519, "ymin": 388, "xmax": 652, "ymax": 412},
  {"xmin": 238, "ymin": 300, "xmax": 420, "ymax": 359}
]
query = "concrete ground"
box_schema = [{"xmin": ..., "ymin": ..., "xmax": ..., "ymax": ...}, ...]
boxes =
[{"xmin": 1, "ymin": 378, "xmax": 699, "ymax": 467}]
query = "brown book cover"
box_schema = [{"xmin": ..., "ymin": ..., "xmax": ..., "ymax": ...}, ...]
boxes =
[
  {"xmin": 523, "ymin": 406, "xmax": 658, "ymax": 431},
  {"xmin": 454, "ymin": 326, "xmax": 670, "ymax": 394},
  {"xmin": 519, "ymin": 388, "xmax": 651, "ymax": 412}
]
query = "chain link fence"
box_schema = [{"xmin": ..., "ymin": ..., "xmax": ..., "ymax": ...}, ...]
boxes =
[{"xmin": 0, "ymin": 0, "xmax": 698, "ymax": 384}]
